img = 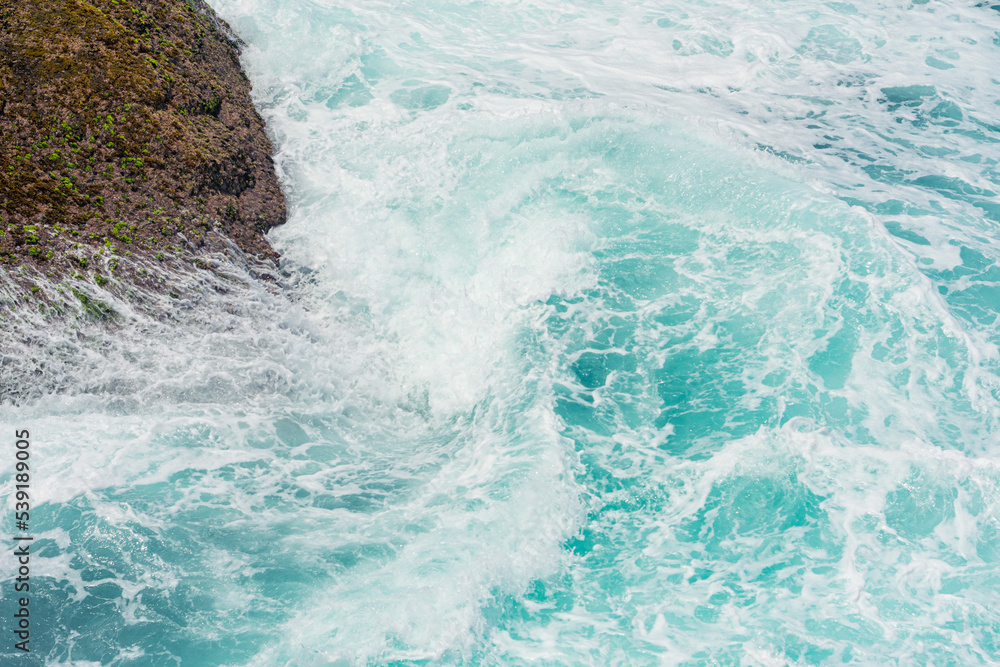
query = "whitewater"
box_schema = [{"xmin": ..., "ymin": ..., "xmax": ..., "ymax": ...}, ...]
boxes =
[{"xmin": 2, "ymin": 0, "xmax": 1000, "ymax": 664}]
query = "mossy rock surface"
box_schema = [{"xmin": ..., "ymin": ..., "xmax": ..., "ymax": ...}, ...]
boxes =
[{"xmin": 0, "ymin": 0, "xmax": 285, "ymax": 284}]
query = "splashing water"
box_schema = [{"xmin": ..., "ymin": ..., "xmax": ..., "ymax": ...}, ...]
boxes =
[{"xmin": 3, "ymin": 0, "xmax": 1000, "ymax": 664}]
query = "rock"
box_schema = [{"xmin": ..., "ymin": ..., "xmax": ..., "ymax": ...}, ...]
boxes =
[{"xmin": 0, "ymin": 0, "xmax": 286, "ymax": 293}]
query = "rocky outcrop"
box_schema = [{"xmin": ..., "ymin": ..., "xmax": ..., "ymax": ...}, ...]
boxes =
[{"xmin": 0, "ymin": 0, "xmax": 285, "ymax": 293}]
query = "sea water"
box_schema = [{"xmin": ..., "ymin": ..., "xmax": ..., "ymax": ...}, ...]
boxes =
[{"xmin": 2, "ymin": 0, "xmax": 1000, "ymax": 664}]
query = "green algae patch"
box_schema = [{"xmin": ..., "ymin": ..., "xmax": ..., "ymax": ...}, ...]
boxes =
[{"xmin": 70, "ymin": 286, "xmax": 116, "ymax": 320}]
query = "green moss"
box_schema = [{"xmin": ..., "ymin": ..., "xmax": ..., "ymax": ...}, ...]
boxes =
[
  {"xmin": 109, "ymin": 220, "xmax": 134, "ymax": 243},
  {"xmin": 70, "ymin": 287, "xmax": 115, "ymax": 320}
]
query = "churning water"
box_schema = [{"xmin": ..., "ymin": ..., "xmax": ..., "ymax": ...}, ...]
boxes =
[{"xmin": 3, "ymin": 0, "xmax": 1000, "ymax": 664}]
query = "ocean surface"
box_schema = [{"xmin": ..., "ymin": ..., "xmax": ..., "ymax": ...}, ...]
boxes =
[{"xmin": 3, "ymin": 0, "xmax": 1000, "ymax": 664}]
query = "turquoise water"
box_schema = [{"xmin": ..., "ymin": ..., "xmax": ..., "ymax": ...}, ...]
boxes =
[{"xmin": 4, "ymin": 0, "xmax": 1000, "ymax": 664}]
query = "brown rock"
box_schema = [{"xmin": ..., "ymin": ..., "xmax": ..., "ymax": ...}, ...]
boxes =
[{"xmin": 0, "ymin": 0, "xmax": 285, "ymax": 289}]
